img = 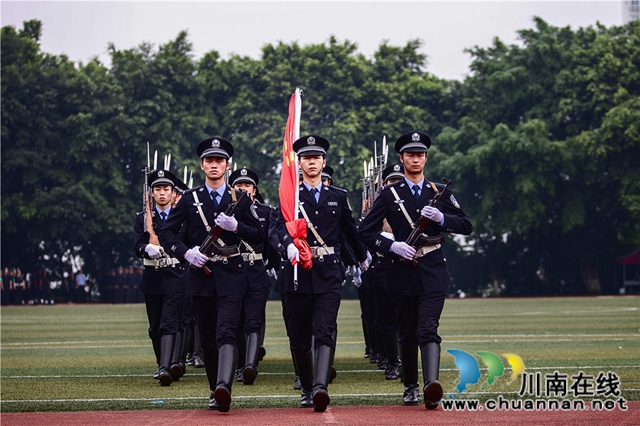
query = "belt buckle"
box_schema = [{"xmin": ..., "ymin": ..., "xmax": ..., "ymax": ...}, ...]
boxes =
[{"xmin": 158, "ymin": 258, "xmax": 168, "ymax": 268}]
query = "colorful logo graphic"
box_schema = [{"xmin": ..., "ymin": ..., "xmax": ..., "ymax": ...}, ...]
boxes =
[{"xmin": 446, "ymin": 349, "xmax": 525, "ymax": 396}]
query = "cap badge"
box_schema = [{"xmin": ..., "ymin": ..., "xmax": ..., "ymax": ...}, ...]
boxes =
[
  {"xmin": 393, "ymin": 165, "xmax": 400, "ymax": 171},
  {"xmin": 212, "ymin": 139, "xmax": 220, "ymax": 148},
  {"xmin": 307, "ymin": 136, "xmax": 316, "ymax": 145},
  {"xmin": 241, "ymin": 168, "xmax": 248, "ymax": 176},
  {"xmin": 158, "ymin": 170, "xmax": 165, "ymax": 177},
  {"xmin": 411, "ymin": 133, "xmax": 420, "ymax": 142}
]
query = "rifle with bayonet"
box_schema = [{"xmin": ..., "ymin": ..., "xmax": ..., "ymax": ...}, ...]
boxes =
[
  {"xmin": 197, "ymin": 190, "xmax": 247, "ymax": 276},
  {"xmin": 142, "ymin": 142, "xmax": 161, "ymax": 247},
  {"xmin": 361, "ymin": 137, "xmax": 389, "ymax": 218},
  {"xmin": 403, "ymin": 177, "xmax": 452, "ymax": 267}
]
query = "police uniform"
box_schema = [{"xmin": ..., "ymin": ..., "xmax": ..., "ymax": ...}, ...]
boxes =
[
  {"xmin": 159, "ymin": 137, "xmax": 263, "ymax": 412},
  {"xmin": 358, "ymin": 132, "xmax": 473, "ymax": 409},
  {"xmin": 134, "ymin": 169, "xmax": 186, "ymax": 386},
  {"xmin": 272, "ymin": 135, "xmax": 367, "ymax": 412},
  {"xmin": 370, "ymin": 164, "xmax": 406, "ymax": 380},
  {"xmin": 228, "ymin": 167, "xmax": 274, "ymax": 385}
]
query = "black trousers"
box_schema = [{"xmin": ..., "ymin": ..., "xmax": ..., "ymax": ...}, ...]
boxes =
[
  {"xmin": 373, "ymin": 286, "xmax": 398, "ymax": 336},
  {"xmin": 391, "ymin": 288, "xmax": 447, "ymax": 348},
  {"xmin": 192, "ymin": 294, "xmax": 243, "ymax": 350},
  {"xmin": 284, "ymin": 287, "xmax": 341, "ymax": 352},
  {"xmin": 144, "ymin": 291, "xmax": 184, "ymax": 338}
]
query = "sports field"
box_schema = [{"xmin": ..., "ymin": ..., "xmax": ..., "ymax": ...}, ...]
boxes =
[{"xmin": 1, "ymin": 296, "xmax": 638, "ymax": 413}]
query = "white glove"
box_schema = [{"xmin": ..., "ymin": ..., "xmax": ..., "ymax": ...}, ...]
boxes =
[
  {"xmin": 215, "ymin": 213, "xmax": 238, "ymax": 232},
  {"xmin": 390, "ymin": 242, "xmax": 416, "ymax": 260},
  {"xmin": 267, "ymin": 268, "xmax": 277, "ymax": 278},
  {"xmin": 353, "ymin": 268, "xmax": 362, "ymax": 288},
  {"xmin": 346, "ymin": 265, "xmax": 357, "ymax": 276},
  {"xmin": 286, "ymin": 243, "xmax": 300, "ymax": 262},
  {"xmin": 421, "ymin": 206, "xmax": 444, "ymax": 224},
  {"xmin": 184, "ymin": 246, "xmax": 209, "ymax": 268},
  {"xmin": 359, "ymin": 251, "xmax": 372, "ymax": 272},
  {"xmin": 145, "ymin": 244, "xmax": 164, "ymax": 259}
]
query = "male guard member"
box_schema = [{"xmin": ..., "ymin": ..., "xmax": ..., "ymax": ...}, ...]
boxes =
[
  {"xmin": 228, "ymin": 167, "xmax": 278, "ymax": 385},
  {"xmin": 273, "ymin": 135, "xmax": 369, "ymax": 412},
  {"xmin": 134, "ymin": 169, "xmax": 185, "ymax": 386},
  {"xmin": 160, "ymin": 137, "xmax": 263, "ymax": 412},
  {"xmin": 358, "ymin": 132, "xmax": 473, "ymax": 410}
]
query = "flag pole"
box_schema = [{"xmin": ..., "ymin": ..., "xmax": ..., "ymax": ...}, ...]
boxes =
[{"xmin": 293, "ymin": 87, "xmax": 302, "ymax": 288}]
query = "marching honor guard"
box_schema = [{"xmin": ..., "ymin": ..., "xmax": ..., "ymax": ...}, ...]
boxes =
[
  {"xmin": 160, "ymin": 137, "xmax": 263, "ymax": 412},
  {"xmin": 273, "ymin": 135, "xmax": 369, "ymax": 412},
  {"xmin": 134, "ymin": 169, "xmax": 186, "ymax": 386},
  {"xmin": 228, "ymin": 167, "xmax": 278, "ymax": 385},
  {"xmin": 358, "ymin": 132, "xmax": 473, "ymax": 410}
]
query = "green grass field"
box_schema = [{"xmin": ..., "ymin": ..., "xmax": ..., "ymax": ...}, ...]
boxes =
[{"xmin": 1, "ymin": 296, "xmax": 638, "ymax": 413}]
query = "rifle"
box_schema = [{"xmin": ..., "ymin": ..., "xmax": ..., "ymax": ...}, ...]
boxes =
[
  {"xmin": 197, "ymin": 190, "xmax": 247, "ymax": 276},
  {"xmin": 403, "ymin": 178, "xmax": 452, "ymax": 267},
  {"xmin": 142, "ymin": 142, "xmax": 161, "ymax": 247},
  {"xmin": 361, "ymin": 137, "xmax": 388, "ymax": 218}
]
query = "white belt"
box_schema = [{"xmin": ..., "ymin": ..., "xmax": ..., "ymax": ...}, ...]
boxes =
[
  {"xmin": 209, "ymin": 252, "xmax": 241, "ymax": 263},
  {"xmin": 242, "ymin": 253, "xmax": 263, "ymax": 264},
  {"xmin": 414, "ymin": 244, "xmax": 441, "ymax": 259},
  {"xmin": 143, "ymin": 257, "xmax": 180, "ymax": 268},
  {"xmin": 310, "ymin": 246, "xmax": 335, "ymax": 258}
]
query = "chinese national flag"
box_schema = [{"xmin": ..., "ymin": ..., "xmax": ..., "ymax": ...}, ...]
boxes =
[{"xmin": 279, "ymin": 89, "xmax": 312, "ymax": 270}]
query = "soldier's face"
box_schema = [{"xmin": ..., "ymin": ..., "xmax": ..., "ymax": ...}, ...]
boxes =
[
  {"xmin": 201, "ymin": 156, "xmax": 229, "ymax": 180},
  {"xmin": 400, "ymin": 152, "xmax": 427, "ymax": 174},
  {"xmin": 234, "ymin": 182, "xmax": 256, "ymax": 200},
  {"xmin": 299, "ymin": 155, "xmax": 326, "ymax": 178},
  {"xmin": 152, "ymin": 185, "xmax": 173, "ymax": 208}
]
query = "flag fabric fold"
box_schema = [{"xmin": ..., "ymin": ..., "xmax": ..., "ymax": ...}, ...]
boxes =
[{"xmin": 279, "ymin": 89, "xmax": 312, "ymax": 271}]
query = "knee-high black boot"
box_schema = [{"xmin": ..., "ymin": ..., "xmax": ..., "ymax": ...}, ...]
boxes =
[
  {"xmin": 192, "ymin": 327, "xmax": 204, "ymax": 368},
  {"xmin": 214, "ymin": 344, "xmax": 237, "ymax": 413},
  {"xmin": 258, "ymin": 320, "xmax": 267, "ymax": 362},
  {"xmin": 292, "ymin": 350, "xmax": 314, "ymax": 408},
  {"xmin": 243, "ymin": 332, "xmax": 260, "ymax": 385},
  {"xmin": 158, "ymin": 334, "xmax": 175, "ymax": 386},
  {"xmin": 235, "ymin": 331, "xmax": 246, "ymax": 382},
  {"xmin": 291, "ymin": 350, "xmax": 302, "ymax": 390},
  {"xmin": 152, "ymin": 337, "xmax": 161, "ymax": 379},
  {"xmin": 170, "ymin": 330, "xmax": 184, "ymax": 381},
  {"xmin": 400, "ymin": 346, "xmax": 419, "ymax": 405},
  {"xmin": 201, "ymin": 347, "xmax": 219, "ymax": 410},
  {"xmin": 362, "ymin": 319, "xmax": 372, "ymax": 358},
  {"xmin": 421, "ymin": 342, "xmax": 443, "ymax": 410},
  {"xmin": 312, "ymin": 345, "xmax": 333, "ymax": 412},
  {"xmin": 382, "ymin": 333, "xmax": 402, "ymax": 380}
]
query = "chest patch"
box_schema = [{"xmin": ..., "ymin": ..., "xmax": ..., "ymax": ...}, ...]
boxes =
[{"xmin": 328, "ymin": 201, "xmax": 338, "ymax": 206}]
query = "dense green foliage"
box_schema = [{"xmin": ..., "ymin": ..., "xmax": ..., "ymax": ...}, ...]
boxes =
[{"xmin": 2, "ymin": 18, "xmax": 639, "ymax": 295}]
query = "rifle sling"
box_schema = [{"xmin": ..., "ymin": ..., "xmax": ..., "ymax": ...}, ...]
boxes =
[{"xmin": 389, "ymin": 182, "xmax": 438, "ymax": 229}]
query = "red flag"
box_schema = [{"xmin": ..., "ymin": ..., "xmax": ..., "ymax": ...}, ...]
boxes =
[{"xmin": 279, "ymin": 89, "xmax": 312, "ymax": 271}]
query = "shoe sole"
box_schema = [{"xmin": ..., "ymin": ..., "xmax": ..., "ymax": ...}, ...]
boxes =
[
  {"xmin": 313, "ymin": 390, "xmax": 330, "ymax": 412},
  {"xmin": 242, "ymin": 366, "xmax": 257, "ymax": 385},
  {"xmin": 424, "ymin": 381, "xmax": 443, "ymax": 409},
  {"xmin": 213, "ymin": 387, "xmax": 231, "ymax": 412}
]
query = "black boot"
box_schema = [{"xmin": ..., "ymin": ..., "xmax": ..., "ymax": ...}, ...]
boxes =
[
  {"xmin": 400, "ymin": 346, "xmax": 419, "ymax": 405},
  {"xmin": 201, "ymin": 347, "xmax": 219, "ymax": 410},
  {"xmin": 312, "ymin": 345, "xmax": 332, "ymax": 412},
  {"xmin": 158, "ymin": 334, "xmax": 175, "ymax": 386},
  {"xmin": 214, "ymin": 344, "xmax": 237, "ymax": 413},
  {"xmin": 152, "ymin": 337, "xmax": 161, "ymax": 379},
  {"xmin": 192, "ymin": 327, "xmax": 205, "ymax": 368},
  {"xmin": 292, "ymin": 350, "xmax": 314, "ymax": 408},
  {"xmin": 382, "ymin": 333, "xmax": 402, "ymax": 380},
  {"xmin": 170, "ymin": 330, "xmax": 184, "ymax": 381},
  {"xmin": 258, "ymin": 321, "xmax": 267, "ymax": 362},
  {"xmin": 375, "ymin": 331, "xmax": 388, "ymax": 370},
  {"xmin": 242, "ymin": 332, "xmax": 260, "ymax": 385},
  {"xmin": 235, "ymin": 330, "xmax": 246, "ymax": 382},
  {"xmin": 362, "ymin": 319, "xmax": 372, "ymax": 359},
  {"xmin": 421, "ymin": 342, "xmax": 443, "ymax": 410}
]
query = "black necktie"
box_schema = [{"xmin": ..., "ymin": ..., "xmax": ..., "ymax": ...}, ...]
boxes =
[
  {"xmin": 412, "ymin": 184, "xmax": 420, "ymax": 203},
  {"xmin": 310, "ymin": 188, "xmax": 318, "ymax": 204},
  {"xmin": 210, "ymin": 191, "xmax": 219, "ymax": 209},
  {"xmin": 160, "ymin": 211, "xmax": 167, "ymax": 224}
]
